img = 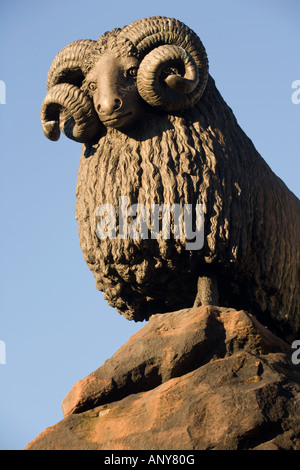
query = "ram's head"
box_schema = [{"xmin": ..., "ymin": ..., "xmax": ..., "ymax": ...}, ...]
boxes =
[{"xmin": 40, "ymin": 16, "xmax": 209, "ymax": 143}]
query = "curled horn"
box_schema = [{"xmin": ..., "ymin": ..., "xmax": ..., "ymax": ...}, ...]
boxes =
[
  {"xmin": 119, "ymin": 16, "xmax": 209, "ymax": 112},
  {"xmin": 41, "ymin": 40, "xmax": 103, "ymax": 143},
  {"xmin": 41, "ymin": 83, "xmax": 101, "ymax": 142}
]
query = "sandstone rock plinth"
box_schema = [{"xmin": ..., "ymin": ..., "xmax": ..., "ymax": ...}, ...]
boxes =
[{"xmin": 25, "ymin": 307, "xmax": 300, "ymax": 450}]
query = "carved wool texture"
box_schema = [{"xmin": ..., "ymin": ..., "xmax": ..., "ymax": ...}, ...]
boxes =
[{"xmin": 75, "ymin": 77, "xmax": 300, "ymax": 336}]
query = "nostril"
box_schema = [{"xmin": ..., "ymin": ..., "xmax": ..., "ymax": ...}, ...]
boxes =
[
  {"xmin": 97, "ymin": 98, "xmax": 122, "ymax": 115},
  {"xmin": 113, "ymin": 98, "xmax": 122, "ymax": 111}
]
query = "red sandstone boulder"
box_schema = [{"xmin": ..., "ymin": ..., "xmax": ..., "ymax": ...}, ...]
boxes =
[
  {"xmin": 25, "ymin": 307, "xmax": 300, "ymax": 450},
  {"xmin": 61, "ymin": 306, "xmax": 290, "ymax": 417}
]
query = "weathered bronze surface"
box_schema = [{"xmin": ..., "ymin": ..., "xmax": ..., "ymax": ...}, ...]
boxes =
[{"xmin": 41, "ymin": 16, "xmax": 300, "ymax": 342}]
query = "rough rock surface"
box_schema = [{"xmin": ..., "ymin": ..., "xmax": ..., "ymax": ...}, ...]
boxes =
[{"xmin": 25, "ymin": 306, "xmax": 300, "ymax": 450}]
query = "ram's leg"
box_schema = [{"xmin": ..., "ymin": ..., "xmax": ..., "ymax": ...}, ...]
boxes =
[{"xmin": 193, "ymin": 274, "xmax": 219, "ymax": 308}]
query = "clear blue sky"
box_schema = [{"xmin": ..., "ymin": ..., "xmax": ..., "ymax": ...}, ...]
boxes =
[{"xmin": 0, "ymin": 0, "xmax": 299, "ymax": 450}]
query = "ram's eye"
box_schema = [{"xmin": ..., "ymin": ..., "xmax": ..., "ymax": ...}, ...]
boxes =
[
  {"xmin": 126, "ymin": 67, "xmax": 138, "ymax": 78},
  {"xmin": 88, "ymin": 82, "xmax": 97, "ymax": 92}
]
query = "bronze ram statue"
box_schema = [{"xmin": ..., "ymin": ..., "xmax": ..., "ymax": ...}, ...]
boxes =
[{"xmin": 41, "ymin": 16, "xmax": 300, "ymax": 342}]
